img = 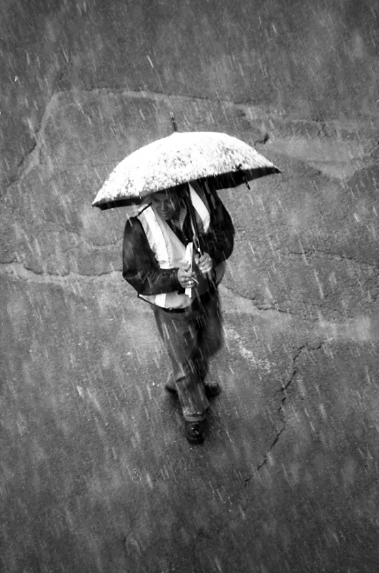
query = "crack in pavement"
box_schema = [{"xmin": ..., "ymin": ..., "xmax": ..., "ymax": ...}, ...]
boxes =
[
  {"xmin": 3, "ymin": 86, "xmax": 265, "ymax": 194},
  {"xmin": 7, "ymin": 86, "xmax": 372, "ymax": 195},
  {"xmin": 4, "ymin": 92, "xmax": 62, "ymax": 193},
  {"xmin": 0, "ymin": 262, "xmax": 299, "ymax": 317},
  {"xmin": 220, "ymin": 284, "xmax": 317, "ymax": 323},
  {"xmin": 255, "ymin": 340, "xmax": 325, "ymax": 473},
  {"xmin": 50, "ymin": 87, "xmax": 379, "ymax": 137},
  {"xmin": 0, "ymin": 261, "xmax": 121, "ymax": 284},
  {"xmin": 3, "ymin": 263, "xmax": 375, "ymax": 341},
  {"xmin": 284, "ymin": 247, "xmax": 379, "ymax": 271}
]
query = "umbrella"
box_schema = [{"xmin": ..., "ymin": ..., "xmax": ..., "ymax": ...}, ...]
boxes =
[{"xmin": 92, "ymin": 131, "xmax": 280, "ymax": 210}]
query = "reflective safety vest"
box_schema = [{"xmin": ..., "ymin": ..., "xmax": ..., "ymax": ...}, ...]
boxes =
[{"xmin": 138, "ymin": 184, "xmax": 225, "ymax": 309}]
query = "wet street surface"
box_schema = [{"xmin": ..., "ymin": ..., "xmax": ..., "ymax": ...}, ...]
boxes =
[{"xmin": 2, "ymin": 271, "xmax": 379, "ymax": 572}]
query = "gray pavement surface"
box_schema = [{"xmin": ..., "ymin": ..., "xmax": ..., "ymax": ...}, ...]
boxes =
[{"xmin": 2, "ymin": 268, "xmax": 379, "ymax": 572}]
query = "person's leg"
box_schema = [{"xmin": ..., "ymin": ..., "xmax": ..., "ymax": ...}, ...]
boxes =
[
  {"xmin": 194, "ymin": 291, "xmax": 223, "ymax": 383},
  {"xmin": 153, "ymin": 307, "xmax": 209, "ymax": 422}
]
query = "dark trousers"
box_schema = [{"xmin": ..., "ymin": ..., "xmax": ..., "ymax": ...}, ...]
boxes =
[{"xmin": 153, "ymin": 291, "xmax": 223, "ymax": 421}]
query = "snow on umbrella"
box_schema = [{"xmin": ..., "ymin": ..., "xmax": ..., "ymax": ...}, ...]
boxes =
[{"xmin": 92, "ymin": 131, "xmax": 280, "ymax": 210}]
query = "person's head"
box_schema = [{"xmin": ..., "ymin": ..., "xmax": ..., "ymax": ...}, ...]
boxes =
[{"xmin": 150, "ymin": 184, "xmax": 186, "ymax": 220}]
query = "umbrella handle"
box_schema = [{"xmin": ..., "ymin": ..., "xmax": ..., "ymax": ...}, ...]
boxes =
[{"xmin": 193, "ymin": 235, "xmax": 216, "ymax": 287}]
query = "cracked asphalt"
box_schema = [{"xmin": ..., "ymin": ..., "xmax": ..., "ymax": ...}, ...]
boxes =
[
  {"xmin": 1, "ymin": 86, "xmax": 379, "ymax": 572},
  {"xmin": 2, "ymin": 267, "xmax": 379, "ymax": 572}
]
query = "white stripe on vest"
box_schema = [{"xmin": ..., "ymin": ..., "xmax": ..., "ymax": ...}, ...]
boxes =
[{"xmin": 188, "ymin": 184, "xmax": 210, "ymax": 233}]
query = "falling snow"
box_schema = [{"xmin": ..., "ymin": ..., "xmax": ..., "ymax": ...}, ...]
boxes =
[{"xmin": 1, "ymin": 0, "xmax": 379, "ymax": 572}]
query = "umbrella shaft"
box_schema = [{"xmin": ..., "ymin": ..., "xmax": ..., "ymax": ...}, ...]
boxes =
[{"xmin": 185, "ymin": 185, "xmax": 201, "ymax": 253}]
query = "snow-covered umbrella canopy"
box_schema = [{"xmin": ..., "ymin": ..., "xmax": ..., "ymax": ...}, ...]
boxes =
[{"xmin": 92, "ymin": 131, "xmax": 280, "ymax": 210}]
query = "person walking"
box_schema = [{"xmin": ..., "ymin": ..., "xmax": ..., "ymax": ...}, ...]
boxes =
[{"xmin": 122, "ymin": 181, "xmax": 234, "ymax": 444}]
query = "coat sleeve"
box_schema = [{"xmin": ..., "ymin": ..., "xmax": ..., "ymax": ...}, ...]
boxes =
[
  {"xmin": 198, "ymin": 192, "xmax": 235, "ymax": 265},
  {"xmin": 122, "ymin": 217, "xmax": 182, "ymax": 295}
]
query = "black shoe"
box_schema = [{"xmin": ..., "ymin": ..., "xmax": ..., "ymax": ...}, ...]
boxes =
[
  {"xmin": 204, "ymin": 383, "xmax": 221, "ymax": 398},
  {"xmin": 185, "ymin": 420, "xmax": 207, "ymax": 444}
]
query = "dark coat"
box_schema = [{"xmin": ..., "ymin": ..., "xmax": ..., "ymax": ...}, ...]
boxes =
[{"xmin": 122, "ymin": 188, "xmax": 235, "ymax": 297}]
